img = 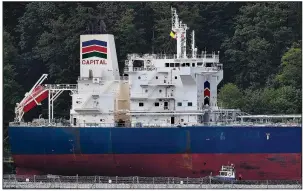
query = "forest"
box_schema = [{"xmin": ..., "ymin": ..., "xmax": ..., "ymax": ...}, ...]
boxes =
[{"xmin": 3, "ymin": 2, "xmax": 302, "ymax": 146}]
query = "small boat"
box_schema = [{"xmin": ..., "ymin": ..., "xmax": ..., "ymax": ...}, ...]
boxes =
[{"xmin": 210, "ymin": 164, "xmax": 237, "ymax": 183}]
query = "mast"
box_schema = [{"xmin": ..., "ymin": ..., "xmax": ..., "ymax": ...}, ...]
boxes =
[{"xmin": 171, "ymin": 7, "xmax": 188, "ymax": 58}]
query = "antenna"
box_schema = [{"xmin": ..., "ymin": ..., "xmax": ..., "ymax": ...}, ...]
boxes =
[{"xmin": 191, "ymin": 30, "xmax": 196, "ymax": 58}]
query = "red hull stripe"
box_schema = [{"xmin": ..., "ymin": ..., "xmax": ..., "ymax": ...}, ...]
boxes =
[
  {"xmin": 13, "ymin": 153, "xmax": 301, "ymax": 180},
  {"xmin": 82, "ymin": 46, "xmax": 107, "ymax": 54}
]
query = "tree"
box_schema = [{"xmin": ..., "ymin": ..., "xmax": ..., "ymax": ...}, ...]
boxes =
[
  {"xmin": 218, "ymin": 83, "xmax": 244, "ymax": 109},
  {"xmin": 222, "ymin": 2, "xmax": 299, "ymax": 89},
  {"xmin": 3, "ymin": 30, "xmax": 20, "ymax": 139},
  {"xmin": 275, "ymin": 44, "xmax": 302, "ymax": 89}
]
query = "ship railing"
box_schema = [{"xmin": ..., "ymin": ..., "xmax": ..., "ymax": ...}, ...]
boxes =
[
  {"xmin": 126, "ymin": 53, "xmax": 220, "ymax": 60},
  {"xmin": 124, "ymin": 65, "xmax": 222, "ymax": 72},
  {"xmin": 77, "ymin": 77, "xmax": 129, "ymax": 82},
  {"xmin": 3, "ymin": 174, "xmax": 302, "ymax": 189},
  {"xmin": 8, "ymin": 121, "xmax": 302, "ymax": 128},
  {"xmin": 44, "ymin": 84, "xmax": 78, "ymax": 91}
]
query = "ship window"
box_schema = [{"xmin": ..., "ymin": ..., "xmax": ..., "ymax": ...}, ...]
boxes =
[
  {"xmin": 145, "ymin": 89, "xmax": 148, "ymax": 93},
  {"xmin": 175, "ymin": 76, "xmax": 177, "ymax": 79},
  {"xmin": 133, "ymin": 60, "xmax": 144, "ymax": 68},
  {"xmin": 177, "ymin": 102, "xmax": 182, "ymax": 106},
  {"xmin": 206, "ymin": 63, "xmax": 212, "ymax": 67},
  {"xmin": 164, "ymin": 80, "xmax": 166, "ymax": 83},
  {"xmin": 181, "ymin": 119, "xmax": 184, "ymax": 122},
  {"xmin": 175, "ymin": 63, "xmax": 180, "ymax": 67},
  {"xmin": 188, "ymin": 102, "xmax": 193, "ymax": 106},
  {"xmin": 155, "ymin": 102, "xmax": 159, "ymax": 107},
  {"xmin": 197, "ymin": 62, "xmax": 203, "ymax": 66},
  {"xmin": 138, "ymin": 76, "xmax": 141, "ymax": 79},
  {"xmin": 186, "ymin": 63, "xmax": 190, "ymax": 67},
  {"xmin": 156, "ymin": 76, "xmax": 158, "ymax": 79},
  {"xmin": 159, "ymin": 89, "xmax": 162, "ymax": 93},
  {"xmin": 170, "ymin": 63, "xmax": 174, "ymax": 67},
  {"xmin": 181, "ymin": 63, "xmax": 185, "ymax": 67},
  {"xmin": 165, "ymin": 63, "xmax": 169, "ymax": 67},
  {"xmin": 192, "ymin": 63, "xmax": 195, "ymax": 67},
  {"xmin": 139, "ymin": 102, "xmax": 144, "ymax": 107}
]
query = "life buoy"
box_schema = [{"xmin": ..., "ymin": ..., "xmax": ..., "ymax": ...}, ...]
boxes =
[{"xmin": 227, "ymin": 172, "xmax": 232, "ymax": 176}]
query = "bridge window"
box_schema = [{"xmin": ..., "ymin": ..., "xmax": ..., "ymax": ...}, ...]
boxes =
[
  {"xmin": 197, "ymin": 62, "xmax": 203, "ymax": 66},
  {"xmin": 177, "ymin": 102, "xmax": 182, "ymax": 106},
  {"xmin": 186, "ymin": 63, "xmax": 190, "ymax": 67},
  {"xmin": 155, "ymin": 102, "xmax": 159, "ymax": 107},
  {"xmin": 139, "ymin": 102, "xmax": 144, "ymax": 107},
  {"xmin": 188, "ymin": 102, "xmax": 192, "ymax": 106},
  {"xmin": 170, "ymin": 63, "xmax": 174, "ymax": 67},
  {"xmin": 165, "ymin": 63, "xmax": 169, "ymax": 67},
  {"xmin": 206, "ymin": 63, "xmax": 212, "ymax": 67},
  {"xmin": 175, "ymin": 63, "xmax": 180, "ymax": 67},
  {"xmin": 181, "ymin": 63, "xmax": 185, "ymax": 67},
  {"xmin": 192, "ymin": 63, "xmax": 195, "ymax": 67}
]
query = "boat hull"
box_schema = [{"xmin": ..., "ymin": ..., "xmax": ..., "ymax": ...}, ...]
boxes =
[{"xmin": 9, "ymin": 126, "xmax": 302, "ymax": 180}]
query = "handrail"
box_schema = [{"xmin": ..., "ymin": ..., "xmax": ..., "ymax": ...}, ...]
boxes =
[{"xmin": 9, "ymin": 122, "xmax": 302, "ymax": 128}]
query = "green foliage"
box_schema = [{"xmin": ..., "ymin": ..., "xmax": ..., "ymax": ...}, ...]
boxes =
[
  {"xmin": 218, "ymin": 83, "xmax": 244, "ymax": 109},
  {"xmin": 3, "ymin": 30, "xmax": 21, "ymax": 138},
  {"xmin": 275, "ymin": 46, "xmax": 302, "ymax": 89},
  {"xmin": 222, "ymin": 2, "xmax": 300, "ymax": 89}
]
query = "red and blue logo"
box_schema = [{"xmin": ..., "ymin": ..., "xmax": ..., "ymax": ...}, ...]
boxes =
[
  {"xmin": 204, "ymin": 81, "xmax": 210, "ymax": 105},
  {"xmin": 82, "ymin": 40, "xmax": 107, "ymax": 59}
]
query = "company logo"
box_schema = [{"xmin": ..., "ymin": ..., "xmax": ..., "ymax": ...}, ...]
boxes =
[
  {"xmin": 204, "ymin": 81, "xmax": 210, "ymax": 105},
  {"xmin": 82, "ymin": 39, "xmax": 107, "ymax": 59}
]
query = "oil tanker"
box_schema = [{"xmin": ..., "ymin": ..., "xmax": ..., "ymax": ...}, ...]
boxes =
[{"xmin": 8, "ymin": 7, "xmax": 302, "ymax": 180}]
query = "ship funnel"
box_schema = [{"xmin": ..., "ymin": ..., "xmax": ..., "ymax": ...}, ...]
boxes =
[{"xmin": 80, "ymin": 34, "xmax": 120, "ymax": 80}]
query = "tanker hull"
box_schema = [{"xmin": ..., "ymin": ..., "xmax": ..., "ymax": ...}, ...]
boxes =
[{"xmin": 9, "ymin": 126, "xmax": 302, "ymax": 180}]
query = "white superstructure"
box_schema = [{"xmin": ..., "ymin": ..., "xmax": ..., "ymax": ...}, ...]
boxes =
[{"xmin": 123, "ymin": 7, "xmax": 223, "ymax": 127}]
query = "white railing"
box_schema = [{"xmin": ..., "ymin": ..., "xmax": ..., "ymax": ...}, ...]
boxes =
[
  {"xmin": 126, "ymin": 53, "xmax": 220, "ymax": 60},
  {"xmin": 3, "ymin": 174, "xmax": 301, "ymax": 189},
  {"xmin": 44, "ymin": 84, "xmax": 77, "ymax": 90},
  {"xmin": 9, "ymin": 121, "xmax": 302, "ymax": 128},
  {"xmin": 124, "ymin": 65, "xmax": 222, "ymax": 72}
]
